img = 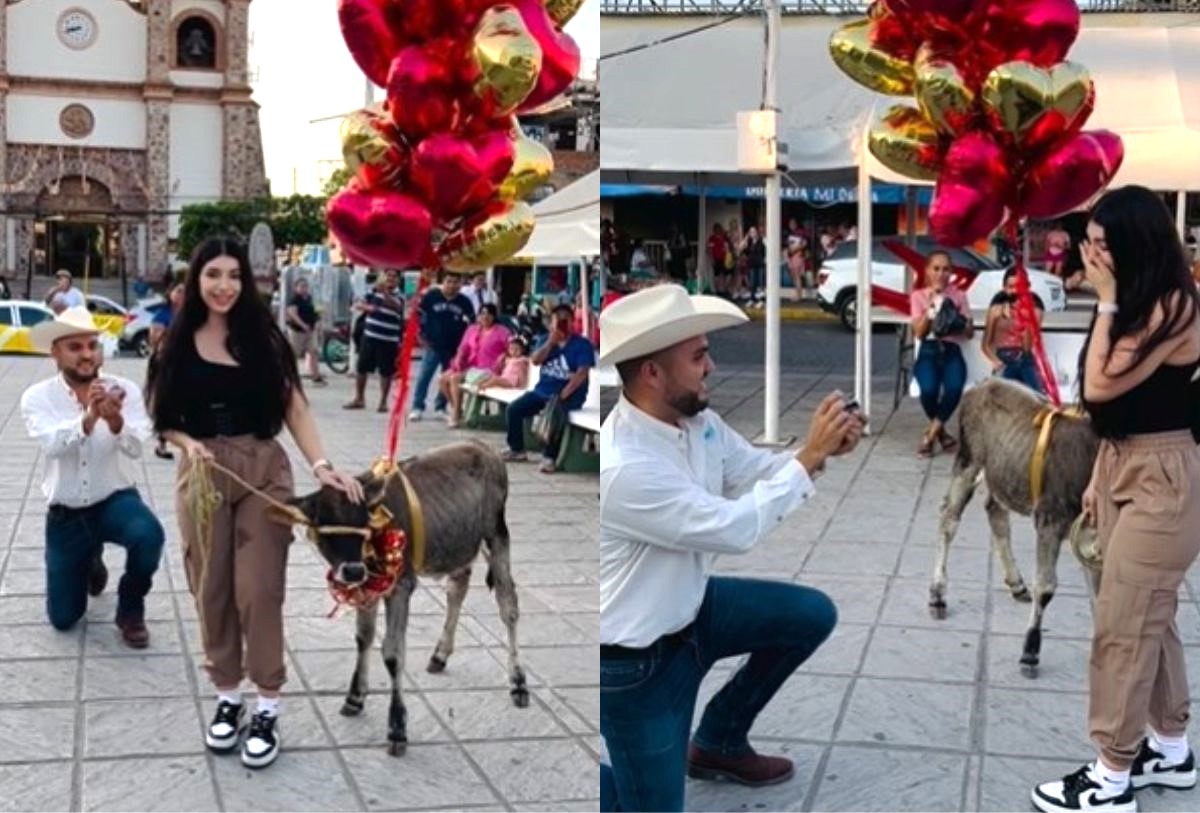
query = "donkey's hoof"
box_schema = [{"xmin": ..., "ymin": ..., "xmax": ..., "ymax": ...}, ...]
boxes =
[
  {"xmin": 426, "ymin": 655, "xmax": 447, "ymax": 674},
  {"xmin": 1011, "ymin": 585, "xmax": 1032, "ymax": 603},
  {"xmin": 928, "ymin": 601, "xmax": 948, "ymax": 621},
  {"xmin": 387, "ymin": 740, "xmax": 408, "ymax": 757},
  {"xmin": 511, "ymin": 687, "xmax": 530, "ymax": 708},
  {"xmin": 339, "ymin": 699, "xmax": 364, "ymax": 717},
  {"xmin": 1019, "ymin": 658, "xmax": 1039, "ymax": 679}
]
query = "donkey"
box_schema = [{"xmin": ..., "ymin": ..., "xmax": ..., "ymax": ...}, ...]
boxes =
[
  {"xmin": 929, "ymin": 378, "xmax": 1101, "ymax": 677},
  {"xmin": 269, "ymin": 440, "xmax": 526, "ymax": 756}
]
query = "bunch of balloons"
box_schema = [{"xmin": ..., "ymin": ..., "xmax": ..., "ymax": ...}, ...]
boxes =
[
  {"xmin": 328, "ymin": 0, "xmax": 583, "ymax": 272},
  {"xmin": 830, "ymin": 0, "xmax": 1124, "ymax": 246}
]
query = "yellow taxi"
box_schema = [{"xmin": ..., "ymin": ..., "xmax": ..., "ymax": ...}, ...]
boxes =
[{"xmin": 0, "ymin": 298, "xmax": 123, "ymax": 355}]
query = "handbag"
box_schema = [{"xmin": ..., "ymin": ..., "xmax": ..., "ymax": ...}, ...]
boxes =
[
  {"xmin": 532, "ymin": 394, "xmax": 567, "ymax": 447},
  {"xmin": 932, "ymin": 297, "xmax": 968, "ymax": 338}
]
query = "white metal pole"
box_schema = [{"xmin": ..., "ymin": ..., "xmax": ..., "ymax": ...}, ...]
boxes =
[
  {"xmin": 580, "ymin": 259, "xmax": 591, "ymax": 339},
  {"xmin": 855, "ymin": 128, "xmax": 873, "ymax": 421},
  {"xmin": 763, "ymin": 0, "xmax": 782, "ymax": 444},
  {"xmin": 1177, "ymin": 190, "xmax": 1187, "ymax": 243}
]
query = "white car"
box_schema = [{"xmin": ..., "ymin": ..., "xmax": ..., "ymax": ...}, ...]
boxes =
[
  {"xmin": 816, "ymin": 237, "xmax": 1066, "ymax": 330},
  {"xmin": 118, "ymin": 294, "xmax": 168, "ymax": 358}
]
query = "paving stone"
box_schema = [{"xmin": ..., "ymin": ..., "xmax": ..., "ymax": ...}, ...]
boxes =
[
  {"xmin": 473, "ymin": 611, "xmax": 592, "ymax": 648},
  {"xmin": 214, "ymin": 749, "xmax": 358, "ymax": 812},
  {"xmin": 313, "ymin": 691, "xmax": 450, "ymax": 749},
  {"xmin": 880, "ymin": 578, "xmax": 989, "ymax": 633},
  {"xmin": 406, "ymin": 647, "xmax": 537, "ymax": 692},
  {"xmin": 465, "ymin": 739, "xmax": 596, "ymax": 804},
  {"xmin": 791, "ymin": 575, "xmax": 887, "ymax": 625},
  {"xmin": 838, "ymin": 678, "xmax": 974, "ymax": 750},
  {"xmin": 0, "ymin": 705, "xmax": 75, "ymax": 762},
  {"xmin": 0, "ymin": 657, "xmax": 78, "ymax": 703},
  {"xmin": 986, "ymin": 634, "xmax": 1090, "ymax": 693},
  {"xmin": 82, "ymin": 755, "xmax": 216, "ymax": 811},
  {"xmin": 83, "ymin": 654, "xmax": 191, "ymax": 700},
  {"xmin": 521, "ymin": 645, "xmax": 597, "ymax": 688},
  {"xmin": 861, "ymin": 627, "xmax": 980, "ymax": 683},
  {"xmin": 344, "ymin": 743, "xmax": 500, "ymax": 810},
  {"xmin": 0, "ymin": 595, "xmax": 50, "ymax": 624},
  {"xmin": 797, "ymin": 622, "xmax": 871, "ymax": 676},
  {"xmin": 983, "ymin": 687, "xmax": 1090, "ymax": 759},
  {"xmin": 990, "ymin": 591, "xmax": 1095, "ymax": 640},
  {"xmin": 0, "ymin": 761, "xmax": 72, "ymax": 812},
  {"xmin": 813, "ymin": 746, "xmax": 969, "ymax": 812},
  {"xmin": 83, "ymin": 697, "xmax": 204, "ymax": 758},
  {"xmin": 802, "ymin": 541, "xmax": 902, "ymax": 577},
  {"xmin": 83, "ymin": 619, "xmax": 182, "ymax": 656},
  {"xmin": 552, "ymin": 687, "xmax": 599, "ymax": 732},
  {"xmin": 0, "ymin": 623, "xmax": 81, "ymax": 659},
  {"xmin": 426, "ymin": 688, "xmax": 565, "ymax": 740},
  {"xmin": 896, "ymin": 542, "xmax": 992, "ymax": 585}
]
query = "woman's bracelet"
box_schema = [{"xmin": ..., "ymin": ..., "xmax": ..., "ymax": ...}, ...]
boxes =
[{"xmin": 311, "ymin": 459, "xmax": 333, "ymax": 476}]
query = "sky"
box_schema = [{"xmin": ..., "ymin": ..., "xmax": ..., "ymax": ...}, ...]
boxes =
[{"xmin": 248, "ymin": 0, "xmax": 599, "ymax": 197}]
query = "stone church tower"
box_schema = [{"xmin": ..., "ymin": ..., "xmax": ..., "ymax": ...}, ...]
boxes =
[{"xmin": 0, "ymin": 0, "xmax": 267, "ymax": 285}]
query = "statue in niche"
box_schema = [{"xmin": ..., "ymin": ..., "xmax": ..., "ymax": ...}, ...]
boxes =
[{"xmin": 177, "ymin": 18, "xmax": 216, "ymax": 68}]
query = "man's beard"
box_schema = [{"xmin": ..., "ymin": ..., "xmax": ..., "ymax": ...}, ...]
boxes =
[
  {"xmin": 61, "ymin": 366, "xmax": 98, "ymax": 386},
  {"xmin": 666, "ymin": 389, "xmax": 708, "ymax": 418}
]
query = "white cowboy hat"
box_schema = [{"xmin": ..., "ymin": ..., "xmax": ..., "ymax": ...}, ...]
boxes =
[
  {"xmin": 598, "ymin": 284, "xmax": 748, "ymax": 367},
  {"xmin": 30, "ymin": 305, "xmax": 101, "ymax": 354}
]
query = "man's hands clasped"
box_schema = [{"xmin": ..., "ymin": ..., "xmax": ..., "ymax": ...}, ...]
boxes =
[
  {"xmin": 84, "ymin": 381, "xmax": 126, "ymax": 435},
  {"xmin": 796, "ymin": 391, "xmax": 867, "ymax": 477}
]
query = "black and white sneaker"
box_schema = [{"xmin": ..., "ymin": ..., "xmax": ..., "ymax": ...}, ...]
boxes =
[
  {"xmin": 1032, "ymin": 764, "xmax": 1137, "ymax": 812},
  {"xmin": 241, "ymin": 711, "xmax": 280, "ymax": 769},
  {"xmin": 206, "ymin": 700, "xmax": 244, "ymax": 752},
  {"xmin": 1131, "ymin": 738, "xmax": 1197, "ymax": 790}
]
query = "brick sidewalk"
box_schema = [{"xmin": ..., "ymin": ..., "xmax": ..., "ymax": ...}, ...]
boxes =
[{"xmin": 0, "ymin": 355, "xmax": 598, "ymax": 812}]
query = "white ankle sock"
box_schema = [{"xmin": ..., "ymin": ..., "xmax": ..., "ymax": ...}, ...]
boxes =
[
  {"xmin": 1092, "ymin": 761, "xmax": 1130, "ymax": 795},
  {"xmin": 1150, "ymin": 729, "xmax": 1190, "ymax": 764},
  {"xmin": 217, "ymin": 690, "xmax": 241, "ymax": 707},
  {"xmin": 256, "ymin": 696, "xmax": 280, "ymax": 718}
]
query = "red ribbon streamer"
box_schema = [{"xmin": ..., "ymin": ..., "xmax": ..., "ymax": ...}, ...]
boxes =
[
  {"xmin": 1004, "ymin": 218, "xmax": 1061, "ymax": 406},
  {"xmin": 383, "ymin": 270, "xmax": 432, "ymax": 462}
]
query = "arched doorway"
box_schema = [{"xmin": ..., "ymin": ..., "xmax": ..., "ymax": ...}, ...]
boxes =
[{"xmin": 35, "ymin": 176, "xmax": 118, "ymax": 280}]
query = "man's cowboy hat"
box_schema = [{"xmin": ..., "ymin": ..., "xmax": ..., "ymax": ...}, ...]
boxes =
[
  {"xmin": 598, "ymin": 284, "xmax": 748, "ymax": 367},
  {"xmin": 30, "ymin": 305, "xmax": 101, "ymax": 354}
]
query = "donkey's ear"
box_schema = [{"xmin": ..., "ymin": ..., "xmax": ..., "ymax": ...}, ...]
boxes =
[
  {"xmin": 363, "ymin": 474, "xmax": 388, "ymax": 508},
  {"xmin": 265, "ymin": 495, "xmax": 313, "ymax": 527}
]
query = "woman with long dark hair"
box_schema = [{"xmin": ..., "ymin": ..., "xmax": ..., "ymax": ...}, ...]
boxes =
[
  {"xmin": 147, "ymin": 236, "xmax": 363, "ymax": 770},
  {"xmin": 1033, "ymin": 187, "xmax": 1200, "ymax": 813}
]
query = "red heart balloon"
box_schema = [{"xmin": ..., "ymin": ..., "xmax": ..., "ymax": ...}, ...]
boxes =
[
  {"xmin": 386, "ymin": 43, "xmax": 463, "ymax": 139},
  {"xmin": 1019, "ymin": 130, "xmax": 1124, "ymax": 219},
  {"xmin": 930, "ymin": 132, "xmax": 1011, "ymax": 246},
  {"xmin": 883, "ymin": 0, "xmax": 978, "ymax": 29},
  {"xmin": 409, "ymin": 132, "xmax": 515, "ymax": 219},
  {"xmin": 1022, "ymin": 81, "xmax": 1095, "ymax": 156},
  {"xmin": 338, "ymin": 0, "xmax": 404, "ymax": 87},
  {"xmin": 327, "ymin": 185, "xmax": 433, "ymax": 268},
  {"xmin": 983, "ymin": 0, "xmax": 1079, "ymax": 67},
  {"xmin": 512, "ymin": 0, "xmax": 581, "ymax": 111},
  {"xmin": 384, "ymin": 0, "xmax": 479, "ymax": 43}
]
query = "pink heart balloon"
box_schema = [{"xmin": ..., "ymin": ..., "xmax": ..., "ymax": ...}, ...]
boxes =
[
  {"xmin": 409, "ymin": 132, "xmax": 514, "ymax": 219},
  {"xmin": 326, "ymin": 184, "xmax": 433, "ymax": 268},
  {"xmin": 884, "ymin": 0, "xmax": 976, "ymax": 25},
  {"xmin": 512, "ymin": 0, "xmax": 581, "ymax": 111},
  {"xmin": 1019, "ymin": 130, "xmax": 1124, "ymax": 219},
  {"xmin": 338, "ymin": 0, "xmax": 404, "ymax": 87},
  {"xmin": 386, "ymin": 43, "xmax": 462, "ymax": 139},
  {"xmin": 930, "ymin": 132, "xmax": 1011, "ymax": 246},
  {"xmin": 984, "ymin": 0, "xmax": 1080, "ymax": 67}
]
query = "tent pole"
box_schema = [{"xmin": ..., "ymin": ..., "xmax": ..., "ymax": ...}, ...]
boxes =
[
  {"xmin": 1177, "ymin": 190, "xmax": 1187, "ymax": 243},
  {"xmin": 762, "ymin": 0, "xmax": 781, "ymax": 445},
  {"xmin": 856, "ymin": 129, "xmax": 873, "ymax": 425}
]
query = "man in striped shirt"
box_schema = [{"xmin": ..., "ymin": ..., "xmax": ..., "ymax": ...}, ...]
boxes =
[{"xmin": 343, "ymin": 269, "xmax": 405, "ymax": 413}]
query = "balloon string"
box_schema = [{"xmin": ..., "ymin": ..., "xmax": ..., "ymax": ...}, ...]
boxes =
[
  {"xmin": 384, "ymin": 271, "xmax": 432, "ymax": 462},
  {"xmin": 1005, "ymin": 217, "xmax": 1061, "ymax": 407}
]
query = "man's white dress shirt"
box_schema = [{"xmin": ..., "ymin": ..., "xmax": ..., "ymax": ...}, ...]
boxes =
[
  {"xmin": 464, "ymin": 285, "xmax": 498, "ymax": 318},
  {"xmin": 20, "ymin": 374, "xmax": 153, "ymax": 508},
  {"xmin": 600, "ymin": 395, "xmax": 816, "ymax": 648}
]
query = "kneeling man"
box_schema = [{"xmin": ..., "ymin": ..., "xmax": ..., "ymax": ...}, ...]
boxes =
[
  {"xmin": 599, "ymin": 285, "xmax": 866, "ymax": 812},
  {"xmin": 20, "ymin": 306, "xmax": 164, "ymax": 647}
]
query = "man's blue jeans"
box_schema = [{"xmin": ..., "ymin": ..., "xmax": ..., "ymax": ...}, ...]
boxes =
[
  {"xmin": 505, "ymin": 389, "xmax": 586, "ymax": 457},
  {"xmin": 913, "ymin": 340, "xmax": 967, "ymax": 423},
  {"xmin": 410, "ymin": 348, "xmax": 451, "ymax": 413},
  {"xmin": 996, "ymin": 347, "xmax": 1045, "ymax": 394},
  {"xmin": 45, "ymin": 488, "xmax": 164, "ymax": 630},
  {"xmin": 600, "ymin": 577, "xmax": 837, "ymax": 812}
]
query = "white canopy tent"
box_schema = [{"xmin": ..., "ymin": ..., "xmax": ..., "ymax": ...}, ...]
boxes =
[{"xmin": 602, "ymin": 11, "xmax": 1200, "ymax": 426}]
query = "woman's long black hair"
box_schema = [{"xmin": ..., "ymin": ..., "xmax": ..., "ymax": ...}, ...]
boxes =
[
  {"xmin": 1077, "ymin": 186, "xmax": 1200, "ymax": 417},
  {"xmin": 146, "ymin": 235, "xmax": 303, "ymax": 436}
]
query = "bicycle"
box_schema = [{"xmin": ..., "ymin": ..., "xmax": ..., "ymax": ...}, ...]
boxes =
[{"xmin": 322, "ymin": 321, "xmax": 351, "ymax": 374}]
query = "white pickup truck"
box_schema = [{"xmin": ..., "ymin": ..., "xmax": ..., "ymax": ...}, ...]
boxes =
[{"xmin": 816, "ymin": 237, "xmax": 1067, "ymax": 330}]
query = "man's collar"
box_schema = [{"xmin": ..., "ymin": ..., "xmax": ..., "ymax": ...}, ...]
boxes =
[{"xmin": 618, "ymin": 393, "xmax": 702, "ymax": 442}]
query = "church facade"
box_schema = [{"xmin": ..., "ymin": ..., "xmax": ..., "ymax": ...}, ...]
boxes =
[{"xmin": 0, "ymin": 0, "xmax": 266, "ymax": 285}]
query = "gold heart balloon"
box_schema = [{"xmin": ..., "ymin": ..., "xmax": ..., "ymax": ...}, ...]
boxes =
[
  {"xmin": 544, "ymin": 0, "xmax": 586, "ymax": 26},
  {"xmin": 472, "ymin": 6, "xmax": 544, "ymax": 114},
  {"xmin": 829, "ymin": 18, "xmax": 914, "ymax": 97},
  {"xmin": 868, "ymin": 104, "xmax": 943, "ymax": 181},
  {"xmin": 340, "ymin": 104, "xmax": 407, "ymax": 189},
  {"xmin": 982, "ymin": 61, "xmax": 1092, "ymax": 146},
  {"xmin": 914, "ymin": 44, "xmax": 975, "ymax": 137},
  {"xmin": 498, "ymin": 126, "xmax": 554, "ymax": 202},
  {"xmin": 440, "ymin": 201, "xmax": 536, "ymax": 272}
]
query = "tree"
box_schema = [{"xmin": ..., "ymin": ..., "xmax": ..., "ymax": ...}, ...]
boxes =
[
  {"xmin": 270, "ymin": 194, "xmax": 328, "ymax": 248},
  {"xmin": 322, "ymin": 165, "xmax": 353, "ymax": 198},
  {"xmin": 176, "ymin": 194, "xmax": 330, "ymax": 258}
]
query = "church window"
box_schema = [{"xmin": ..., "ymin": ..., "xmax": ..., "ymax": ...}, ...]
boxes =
[{"xmin": 176, "ymin": 16, "xmax": 217, "ymax": 69}]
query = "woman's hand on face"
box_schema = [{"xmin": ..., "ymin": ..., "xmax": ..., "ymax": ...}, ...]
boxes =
[
  {"xmin": 317, "ymin": 466, "xmax": 365, "ymax": 504},
  {"xmin": 1081, "ymin": 240, "xmax": 1117, "ymax": 301}
]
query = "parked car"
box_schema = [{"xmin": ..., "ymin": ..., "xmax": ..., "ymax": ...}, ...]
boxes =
[
  {"xmin": 121, "ymin": 294, "xmax": 168, "ymax": 358},
  {"xmin": 85, "ymin": 294, "xmax": 133, "ymax": 347},
  {"xmin": 0, "ymin": 299, "xmax": 118, "ymax": 356},
  {"xmin": 816, "ymin": 237, "xmax": 1067, "ymax": 331}
]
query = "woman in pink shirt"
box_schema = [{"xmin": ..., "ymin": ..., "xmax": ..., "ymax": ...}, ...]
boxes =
[
  {"xmin": 439, "ymin": 303, "xmax": 510, "ymax": 428},
  {"xmin": 911, "ymin": 250, "xmax": 974, "ymax": 457}
]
